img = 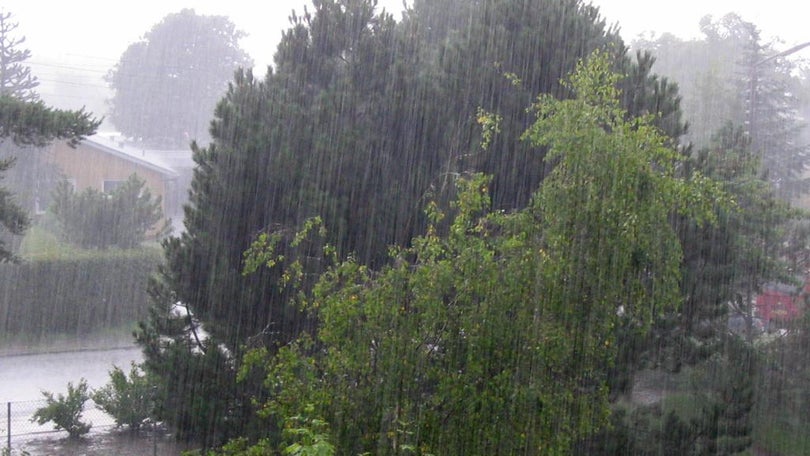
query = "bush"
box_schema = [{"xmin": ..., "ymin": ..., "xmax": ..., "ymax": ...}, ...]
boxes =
[
  {"xmin": 31, "ymin": 378, "xmax": 91, "ymax": 438},
  {"xmin": 50, "ymin": 174, "xmax": 167, "ymax": 249},
  {"xmin": 92, "ymin": 363, "xmax": 153, "ymax": 430}
]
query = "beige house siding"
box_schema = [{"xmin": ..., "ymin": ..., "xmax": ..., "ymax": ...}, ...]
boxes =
[{"xmin": 45, "ymin": 136, "xmax": 190, "ymax": 235}]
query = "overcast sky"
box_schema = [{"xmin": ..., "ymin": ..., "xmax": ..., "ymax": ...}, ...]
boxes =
[
  {"xmin": 1, "ymin": 0, "xmax": 808, "ymax": 114},
  {"xmin": 5, "ymin": 1, "xmax": 808, "ymax": 68},
  {"xmin": 592, "ymin": 0, "xmax": 810, "ymax": 46}
]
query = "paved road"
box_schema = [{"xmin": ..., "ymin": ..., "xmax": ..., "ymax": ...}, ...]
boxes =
[{"xmin": 0, "ymin": 346, "xmax": 142, "ymax": 402}]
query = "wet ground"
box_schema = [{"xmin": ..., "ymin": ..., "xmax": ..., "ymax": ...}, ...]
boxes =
[
  {"xmin": 0, "ymin": 345, "xmax": 185, "ymax": 454},
  {"xmin": 15, "ymin": 429, "xmax": 192, "ymax": 455}
]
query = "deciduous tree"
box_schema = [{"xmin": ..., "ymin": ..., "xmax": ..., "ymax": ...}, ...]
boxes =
[
  {"xmin": 234, "ymin": 51, "xmax": 720, "ymax": 456},
  {"xmin": 106, "ymin": 9, "xmax": 253, "ymax": 148},
  {"xmin": 135, "ymin": 0, "xmax": 693, "ymax": 445}
]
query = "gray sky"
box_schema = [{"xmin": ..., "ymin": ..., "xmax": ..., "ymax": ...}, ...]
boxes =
[
  {"xmin": 2, "ymin": 0, "xmax": 808, "ymax": 115},
  {"xmin": 6, "ymin": 1, "xmax": 805, "ymax": 70},
  {"xmin": 591, "ymin": 0, "xmax": 810, "ymax": 46},
  {"xmin": 2, "ymin": 1, "xmax": 409, "ymax": 75}
]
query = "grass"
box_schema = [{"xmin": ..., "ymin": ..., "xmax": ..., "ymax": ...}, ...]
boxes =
[
  {"xmin": 18, "ymin": 225, "xmax": 163, "ymax": 261},
  {"xmin": 18, "ymin": 225, "xmax": 79, "ymax": 259}
]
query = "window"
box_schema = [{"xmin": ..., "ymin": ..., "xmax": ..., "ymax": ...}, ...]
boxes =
[{"xmin": 103, "ymin": 179, "xmax": 125, "ymax": 193}]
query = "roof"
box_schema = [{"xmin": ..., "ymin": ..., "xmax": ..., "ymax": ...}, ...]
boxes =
[{"xmin": 81, "ymin": 133, "xmax": 195, "ymax": 178}]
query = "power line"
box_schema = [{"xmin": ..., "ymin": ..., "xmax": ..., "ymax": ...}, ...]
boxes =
[{"xmin": 27, "ymin": 60, "xmax": 111, "ymax": 74}]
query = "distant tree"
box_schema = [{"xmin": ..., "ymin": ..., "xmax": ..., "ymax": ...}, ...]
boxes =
[
  {"xmin": 50, "ymin": 174, "xmax": 166, "ymax": 249},
  {"xmin": 0, "ymin": 11, "xmax": 38, "ymax": 101},
  {"xmin": 106, "ymin": 9, "xmax": 253, "ymax": 148},
  {"xmin": 634, "ymin": 14, "xmax": 810, "ymax": 199}
]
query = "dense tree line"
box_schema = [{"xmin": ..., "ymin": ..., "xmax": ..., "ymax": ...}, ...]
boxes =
[
  {"xmin": 634, "ymin": 13, "xmax": 810, "ymax": 199},
  {"xmin": 129, "ymin": 0, "xmax": 807, "ymax": 453}
]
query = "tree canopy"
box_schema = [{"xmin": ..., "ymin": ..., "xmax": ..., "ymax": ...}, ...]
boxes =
[
  {"xmin": 226, "ymin": 49, "xmax": 721, "ymax": 456},
  {"xmin": 132, "ymin": 0, "xmax": 707, "ymax": 448},
  {"xmin": 106, "ymin": 9, "xmax": 253, "ymax": 148}
]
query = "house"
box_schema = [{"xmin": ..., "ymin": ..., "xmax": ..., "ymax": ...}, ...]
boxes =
[{"xmin": 44, "ymin": 133, "xmax": 195, "ymax": 234}]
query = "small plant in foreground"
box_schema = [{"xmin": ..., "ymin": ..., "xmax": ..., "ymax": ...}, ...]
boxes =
[
  {"xmin": 31, "ymin": 378, "xmax": 91, "ymax": 438},
  {"xmin": 92, "ymin": 362, "xmax": 153, "ymax": 430}
]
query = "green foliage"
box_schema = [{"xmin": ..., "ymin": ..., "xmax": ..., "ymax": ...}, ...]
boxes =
[
  {"xmin": 0, "ymin": 14, "xmax": 99, "ymax": 261},
  {"xmin": 523, "ymin": 50, "xmax": 723, "ymax": 329},
  {"xmin": 475, "ymin": 107, "xmax": 501, "ymax": 150},
  {"xmin": 282, "ymin": 404, "xmax": 336, "ymax": 456},
  {"xmin": 140, "ymin": 0, "xmax": 694, "ymax": 447},
  {"xmin": 31, "ymin": 378, "xmax": 91, "ymax": 439},
  {"xmin": 0, "ymin": 96, "xmax": 98, "ymax": 148},
  {"xmin": 667, "ymin": 122, "xmax": 797, "ymax": 368},
  {"xmin": 0, "ymin": 247, "xmax": 160, "ymax": 339},
  {"xmin": 698, "ymin": 344, "xmax": 755, "ymax": 455},
  {"xmin": 50, "ymin": 174, "xmax": 166, "ymax": 249},
  {"xmin": 136, "ymin": 307, "xmax": 262, "ymax": 448},
  {"xmin": 233, "ymin": 52, "xmax": 719, "ymax": 455},
  {"xmin": 106, "ymin": 9, "xmax": 253, "ymax": 147},
  {"xmin": 92, "ymin": 363, "xmax": 154, "ymax": 430},
  {"xmin": 0, "ymin": 157, "xmax": 29, "ymax": 260}
]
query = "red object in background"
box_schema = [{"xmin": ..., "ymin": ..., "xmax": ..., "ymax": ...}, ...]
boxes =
[{"xmin": 755, "ymin": 285, "xmax": 803, "ymax": 324}]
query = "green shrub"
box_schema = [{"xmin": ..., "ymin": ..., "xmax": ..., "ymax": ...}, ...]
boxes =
[
  {"xmin": 0, "ymin": 247, "xmax": 161, "ymax": 339},
  {"xmin": 31, "ymin": 378, "xmax": 91, "ymax": 438},
  {"xmin": 50, "ymin": 174, "xmax": 167, "ymax": 249},
  {"xmin": 92, "ymin": 363, "xmax": 153, "ymax": 430}
]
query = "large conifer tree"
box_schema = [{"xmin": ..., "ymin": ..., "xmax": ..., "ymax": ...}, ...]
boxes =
[{"xmin": 137, "ymin": 0, "xmax": 693, "ymax": 444}]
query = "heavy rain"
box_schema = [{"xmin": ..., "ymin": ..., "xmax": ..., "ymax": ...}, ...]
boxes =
[{"xmin": 1, "ymin": 0, "xmax": 809, "ymax": 454}]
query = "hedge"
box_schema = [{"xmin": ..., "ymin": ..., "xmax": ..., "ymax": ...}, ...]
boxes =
[{"xmin": 0, "ymin": 248, "xmax": 162, "ymax": 338}]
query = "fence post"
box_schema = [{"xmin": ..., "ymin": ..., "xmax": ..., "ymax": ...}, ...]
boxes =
[{"xmin": 6, "ymin": 401, "xmax": 10, "ymax": 453}]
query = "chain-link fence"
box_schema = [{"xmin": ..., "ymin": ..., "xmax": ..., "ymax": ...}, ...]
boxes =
[{"xmin": 1, "ymin": 398, "xmax": 116, "ymax": 452}]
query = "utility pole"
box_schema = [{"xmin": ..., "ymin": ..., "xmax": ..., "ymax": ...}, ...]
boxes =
[{"xmin": 747, "ymin": 41, "xmax": 810, "ymax": 142}]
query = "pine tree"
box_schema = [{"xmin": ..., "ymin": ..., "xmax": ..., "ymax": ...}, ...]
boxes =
[
  {"xmin": 0, "ymin": 11, "xmax": 38, "ymax": 101},
  {"xmin": 136, "ymin": 0, "xmax": 694, "ymax": 444},
  {"xmin": 634, "ymin": 13, "xmax": 810, "ymax": 199}
]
